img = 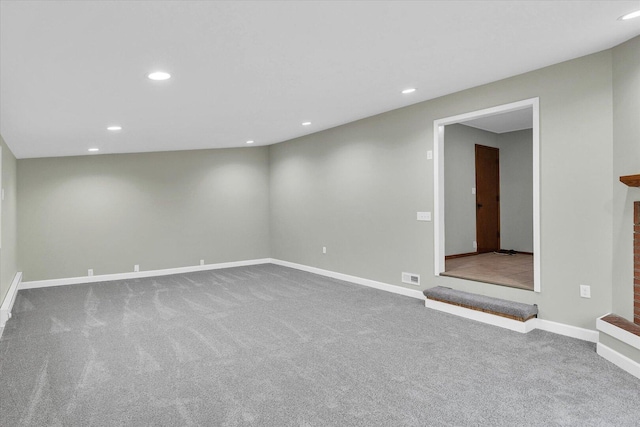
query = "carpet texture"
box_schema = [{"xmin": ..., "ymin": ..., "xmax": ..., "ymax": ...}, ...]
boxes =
[{"xmin": 0, "ymin": 264, "xmax": 638, "ymax": 426}]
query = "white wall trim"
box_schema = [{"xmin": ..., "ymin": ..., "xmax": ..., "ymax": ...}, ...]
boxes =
[
  {"xmin": 0, "ymin": 271, "xmax": 22, "ymax": 328},
  {"xmin": 270, "ymin": 259, "xmax": 425, "ymax": 300},
  {"xmin": 433, "ymin": 97, "xmax": 541, "ymax": 292},
  {"xmin": 19, "ymin": 259, "xmax": 272, "ymax": 290},
  {"xmin": 534, "ymin": 318, "xmax": 599, "ymax": 343},
  {"xmin": 423, "ymin": 297, "xmax": 598, "ymax": 341},
  {"xmin": 424, "ymin": 298, "xmax": 537, "ymax": 334},
  {"xmin": 597, "ymin": 342, "xmax": 640, "ymax": 380},
  {"xmin": 16, "ymin": 259, "xmax": 601, "ymax": 345},
  {"xmin": 271, "ymin": 259, "xmax": 600, "ymax": 342},
  {"xmin": 596, "ymin": 313, "xmax": 640, "ymax": 350}
]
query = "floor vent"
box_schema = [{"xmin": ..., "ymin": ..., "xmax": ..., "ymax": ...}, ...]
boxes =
[{"xmin": 402, "ymin": 272, "xmax": 420, "ymax": 286}]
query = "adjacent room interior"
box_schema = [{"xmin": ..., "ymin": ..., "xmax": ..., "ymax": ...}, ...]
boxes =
[
  {"xmin": 1, "ymin": 1, "xmax": 639, "ymax": 425},
  {"xmin": 442, "ymin": 107, "xmax": 535, "ymax": 291}
]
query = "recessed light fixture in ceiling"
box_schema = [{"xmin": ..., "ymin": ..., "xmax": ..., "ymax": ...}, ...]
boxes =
[
  {"xmin": 107, "ymin": 126, "xmax": 122, "ymax": 131},
  {"xmin": 246, "ymin": 140, "xmax": 254, "ymax": 144},
  {"xmin": 302, "ymin": 122, "xmax": 312, "ymax": 126},
  {"xmin": 147, "ymin": 71, "xmax": 171, "ymax": 81},
  {"xmin": 619, "ymin": 9, "xmax": 640, "ymax": 20},
  {"xmin": 401, "ymin": 88, "xmax": 416, "ymax": 94},
  {"xmin": 88, "ymin": 148, "xmax": 99, "ymax": 152}
]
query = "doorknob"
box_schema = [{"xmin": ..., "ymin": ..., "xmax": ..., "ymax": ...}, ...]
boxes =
[{"xmin": 477, "ymin": 203, "xmax": 483, "ymax": 208}]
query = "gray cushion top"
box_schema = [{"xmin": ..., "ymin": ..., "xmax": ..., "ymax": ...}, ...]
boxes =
[{"xmin": 423, "ymin": 286, "xmax": 538, "ymax": 319}]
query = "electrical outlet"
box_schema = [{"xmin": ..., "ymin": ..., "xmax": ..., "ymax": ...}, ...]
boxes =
[
  {"xmin": 134, "ymin": 264, "xmax": 139, "ymax": 272},
  {"xmin": 427, "ymin": 150, "xmax": 433, "ymax": 160},
  {"xmin": 472, "ymin": 187, "xmax": 476, "ymax": 195},
  {"xmin": 200, "ymin": 259, "xmax": 204, "ymax": 266},
  {"xmin": 580, "ymin": 285, "xmax": 591, "ymax": 298},
  {"xmin": 473, "ymin": 241, "xmax": 477, "ymax": 250},
  {"xmin": 417, "ymin": 212, "xmax": 431, "ymax": 221},
  {"xmin": 88, "ymin": 269, "xmax": 93, "ymax": 276},
  {"xmin": 322, "ymin": 246, "xmax": 327, "ymax": 254}
]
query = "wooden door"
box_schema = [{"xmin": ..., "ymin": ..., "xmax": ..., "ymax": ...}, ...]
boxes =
[{"xmin": 475, "ymin": 144, "xmax": 500, "ymax": 253}]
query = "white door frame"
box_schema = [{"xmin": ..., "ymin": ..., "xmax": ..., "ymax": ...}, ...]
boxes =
[{"xmin": 433, "ymin": 97, "xmax": 540, "ymax": 292}]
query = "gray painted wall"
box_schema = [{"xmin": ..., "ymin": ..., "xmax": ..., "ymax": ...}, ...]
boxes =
[
  {"xmin": 443, "ymin": 124, "xmax": 532, "ymax": 256},
  {"xmin": 612, "ymin": 36, "xmax": 640, "ymax": 321},
  {"xmin": 444, "ymin": 124, "xmax": 499, "ymax": 256},
  {"xmin": 270, "ymin": 49, "xmax": 614, "ymax": 329},
  {"xmin": 0, "ymin": 135, "xmax": 18, "ymax": 306},
  {"xmin": 17, "ymin": 147, "xmax": 270, "ymax": 281},
  {"xmin": 14, "ymin": 37, "xmax": 637, "ymax": 331},
  {"xmin": 498, "ymin": 129, "xmax": 533, "ymax": 253}
]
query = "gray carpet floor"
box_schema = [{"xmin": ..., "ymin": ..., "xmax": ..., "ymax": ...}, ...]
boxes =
[{"xmin": 0, "ymin": 264, "xmax": 638, "ymax": 426}]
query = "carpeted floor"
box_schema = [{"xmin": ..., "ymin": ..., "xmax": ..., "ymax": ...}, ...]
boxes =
[{"xmin": 0, "ymin": 264, "xmax": 638, "ymax": 426}]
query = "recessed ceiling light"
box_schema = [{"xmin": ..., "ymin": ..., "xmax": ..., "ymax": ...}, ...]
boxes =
[
  {"xmin": 88, "ymin": 148, "xmax": 99, "ymax": 152},
  {"xmin": 619, "ymin": 9, "xmax": 640, "ymax": 20},
  {"xmin": 107, "ymin": 126, "xmax": 122, "ymax": 131},
  {"xmin": 302, "ymin": 122, "xmax": 312, "ymax": 126},
  {"xmin": 401, "ymin": 88, "xmax": 416, "ymax": 94},
  {"xmin": 147, "ymin": 71, "xmax": 171, "ymax": 81},
  {"xmin": 246, "ymin": 140, "xmax": 254, "ymax": 144}
]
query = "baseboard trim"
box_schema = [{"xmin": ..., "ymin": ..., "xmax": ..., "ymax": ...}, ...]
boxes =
[
  {"xmin": 16, "ymin": 259, "xmax": 600, "ymax": 345},
  {"xmin": 271, "ymin": 259, "xmax": 600, "ymax": 341},
  {"xmin": 596, "ymin": 313, "xmax": 640, "ymax": 350},
  {"xmin": 597, "ymin": 342, "xmax": 640, "ymax": 380},
  {"xmin": 19, "ymin": 259, "xmax": 272, "ymax": 290},
  {"xmin": 270, "ymin": 259, "xmax": 424, "ymax": 300},
  {"xmin": 534, "ymin": 318, "xmax": 599, "ymax": 343},
  {"xmin": 0, "ymin": 271, "xmax": 23, "ymax": 329},
  {"xmin": 424, "ymin": 298, "xmax": 536, "ymax": 333},
  {"xmin": 444, "ymin": 252, "xmax": 478, "ymax": 260}
]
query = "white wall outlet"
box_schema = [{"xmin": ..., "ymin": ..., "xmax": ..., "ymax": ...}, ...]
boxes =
[
  {"xmin": 322, "ymin": 246, "xmax": 327, "ymax": 254},
  {"xmin": 417, "ymin": 212, "xmax": 431, "ymax": 221},
  {"xmin": 580, "ymin": 285, "xmax": 591, "ymax": 298},
  {"xmin": 427, "ymin": 150, "xmax": 433, "ymax": 160},
  {"xmin": 87, "ymin": 269, "xmax": 93, "ymax": 276},
  {"xmin": 134, "ymin": 264, "xmax": 139, "ymax": 272},
  {"xmin": 473, "ymin": 241, "xmax": 477, "ymax": 250},
  {"xmin": 401, "ymin": 272, "xmax": 420, "ymax": 286},
  {"xmin": 472, "ymin": 187, "xmax": 476, "ymax": 195},
  {"xmin": 200, "ymin": 259, "xmax": 204, "ymax": 266},
  {"xmin": 1, "ymin": 188, "xmax": 4, "ymax": 201}
]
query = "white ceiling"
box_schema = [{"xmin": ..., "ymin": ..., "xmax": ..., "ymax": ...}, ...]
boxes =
[
  {"xmin": 461, "ymin": 108, "xmax": 533, "ymax": 134},
  {"xmin": 1, "ymin": 1, "xmax": 639, "ymax": 159}
]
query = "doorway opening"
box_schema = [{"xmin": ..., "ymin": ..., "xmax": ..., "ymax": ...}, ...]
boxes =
[{"xmin": 433, "ymin": 98, "xmax": 540, "ymax": 292}]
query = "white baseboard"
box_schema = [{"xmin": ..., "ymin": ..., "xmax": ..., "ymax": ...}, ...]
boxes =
[
  {"xmin": 0, "ymin": 271, "xmax": 23, "ymax": 328},
  {"xmin": 596, "ymin": 313, "xmax": 640, "ymax": 349},
  {"xmin": 597, "ymin": 342, "xmax": 640, "ymax": 380},
  {"xmin": 423, "ymin": 297, "xmax": 598, "ymax": 341},
  {"xmin": 271, "ymin": 259, "xmax": 601, "ymax": 342},
  {"xmin": 16, "ymin": 258, "xmax": 602, "ymax": 346},
  {"xmin": 270, "ymin": 259, "xmax": 424, "ymax": 300},
  {"xmin": 424, "ymin": 298, "xmax": 536, "ymax": 334},
  {"xmin": 534, "ymin": 318, "xmax": 599, "ymax": 343},
  {"xmin": 19, "ymin": 259, "xmax": 272, "ymax": 290}
]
